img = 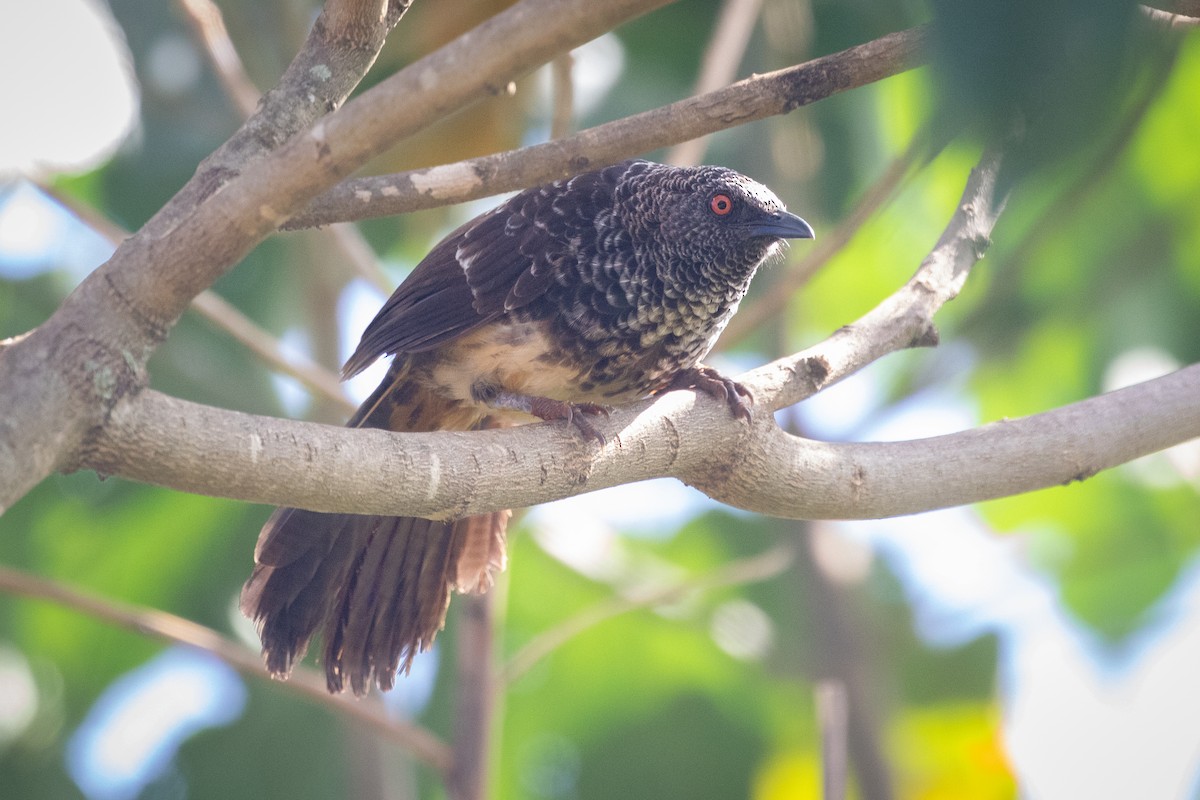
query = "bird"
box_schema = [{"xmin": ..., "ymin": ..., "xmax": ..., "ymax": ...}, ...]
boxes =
[{"xmin": 240, "ymin": 159, "xmax": 814, "ymax": 695}]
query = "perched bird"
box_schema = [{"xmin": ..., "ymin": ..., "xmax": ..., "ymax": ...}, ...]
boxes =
[{"xmin": 241, "ymin": 159, "xmax": 814, "ymax": 695}]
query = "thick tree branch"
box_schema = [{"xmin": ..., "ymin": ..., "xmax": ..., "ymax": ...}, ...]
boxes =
[
  {"xmin": 84, "ymin": 356, "xmax": 1200, "ymax": 521},
  {"xmin": 284, "ymin": 25, "xmax": 928, "ymax": 229},
  {"xmin": 0, "ymin": 0, "xmax": 671, "ymax": 511},
  {"xmin": 118, "ymin": 0, "xmax": 663, "ymax": 329},
  {"xmin": 1143, "ymin": 0, "xmax": 1200, "ymax": 13},
  {"xmin": 146, "ymin": 0, "xmax": 404, "ymax": 242},
  {"xmin": 177, "ymin": 0, "xmax": 396, "ymax": 295},
  {"xmin": 706, "ymin": 364, "xmax": 1200, "ymax": 518},
  {"xmin": 0, "ymin": 0, "xmax": 404, "ymax": 508},
  {"xmin": 1141, "ymin": 1, "xmax": 1200, "ymax": 25},
  {"xmin": 80, "ymin": 146, "xmax": 1200, "ymax": 522}
]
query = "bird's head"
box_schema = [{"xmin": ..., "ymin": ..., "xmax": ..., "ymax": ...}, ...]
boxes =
[{"xmin": 619, "ymin": 162, "xmax": 814, "ymax": 285}]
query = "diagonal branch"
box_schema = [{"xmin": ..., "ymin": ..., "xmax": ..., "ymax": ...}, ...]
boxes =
[
  {"xmin": 0, "ymin": 563, "xmax": 451, "ymax": 772},
  {"xmin": 0, "ymin": 0, "xmax": 407, "ymax": 508},
  {"xmin": 190, "ymin": 291, "xmax": 356, "ymax": 413},
  {"xmin": 176, "ymin": 0, "xmax": 394, "ymax": 294},
  {"xmin": 177, "ymin": 0, "xmax": 262, "ymax": 118},
  {"xmin": 0, "ymin": 0, "xmax": 672, "ymax": 512},
  {"xmin": 144, "ymin": 0, "xmax": 406, "ymax": 241},
  {"xmin": 284, "ymin": 25, "xmax": 929, "ymax": 229},
  {"xmin": 665, "ymin": 0, "xmax": 765, "ymax": 167},
  {"xmin": 746, "ymin": 146, "xmax": 1008, "ymax": 412},
  {"xmin": 37, "ymin": 183, "xmax": 356, "ymax": 414}
]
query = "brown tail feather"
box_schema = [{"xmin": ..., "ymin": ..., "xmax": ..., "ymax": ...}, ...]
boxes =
[
  {"xmin": 452, "ymin": 509, "xmax": 511, "ymax": 592},
  {"xmin": 241, "ymin": 359, "xmax": 511, "ymax": 694}
]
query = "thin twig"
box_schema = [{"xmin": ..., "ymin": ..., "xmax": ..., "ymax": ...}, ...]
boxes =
[
  {"xmin": 36, "ymin": 183, "xmax": 354, "ymax": 413},
  {"xmin": 503, "ymin": 544, "xmax": 795, "ymax": 683},
  {"xmin": 667, "ymin": 0, "xmax": 764, "ymax": 167},
  {"xmin": 817, "ymin": 681, "xmax": 849, "ymax": 800},
  {"xmin": 326, "ymin": 222, "xmax": 393, "ymax": 295},
  {"xmin": 176, "ymin": 0, "xmax": 261, "ymax": 117},
  {"xmin": 0, "ymin": 563, "xmax": 452, "ymax": 773},
  {"xmin": 549, "ymin": 53, "xmax": 575, "ymax": 140},
  {"xmin": 191, "ymin": 292, "xmax": 356, "ymax": 413},
  {"xmin": 36, "ymin": 181, "xmax": 129, "ymax": 243}
]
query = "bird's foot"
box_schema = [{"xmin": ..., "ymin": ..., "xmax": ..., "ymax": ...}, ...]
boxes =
[
  {"xmin": 479, "ymin": 385, "xmax": 611, "ymax": 444},
  {"xmin": 531, "ymin": 398, "xmax": 611, "ymax": 444},
  {"xmin": 667, "ymin": 366, "xmax": 753, "ymax": 421}
]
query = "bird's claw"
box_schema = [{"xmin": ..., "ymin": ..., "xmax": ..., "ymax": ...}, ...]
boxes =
[
  {"xmin": 669, "ymin": 366, "xmax": 754, "ymax": 421},
  {"xmin": 529, "ymin": 396, "xmax": 612, "ymax": 444}
]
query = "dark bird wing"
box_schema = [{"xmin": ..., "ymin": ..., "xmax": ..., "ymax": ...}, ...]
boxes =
[
  {"xmin": 342, "ymin": 163, "xmax": 635, "ymax": 379},
  {"xmin": 343, "ymin": 163, "xmax": 638, "ymax": 381}
]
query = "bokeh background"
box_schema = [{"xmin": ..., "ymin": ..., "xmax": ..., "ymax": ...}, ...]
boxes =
[{"xmin": 2, "ymin": 0, "xmax": 1199, "ymax": 798}]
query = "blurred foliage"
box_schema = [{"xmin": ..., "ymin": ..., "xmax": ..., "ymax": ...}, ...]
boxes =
[{"xmin": 2, "ymin": 0, "xmax": 1199, "ymax": 798}]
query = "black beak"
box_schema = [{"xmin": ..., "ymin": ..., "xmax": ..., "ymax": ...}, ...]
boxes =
[{"xmin": 749, "ymin": 210, "xmax": 815, "ymax": 240}]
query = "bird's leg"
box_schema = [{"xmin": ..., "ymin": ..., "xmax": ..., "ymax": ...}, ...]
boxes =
[
  {"xmin": 474, "ymin": 384, "xmax": 611, "ymax": 444},
  {"xmin": 666, "ymin": 365, "xmax": 754, "ymax": 421}
]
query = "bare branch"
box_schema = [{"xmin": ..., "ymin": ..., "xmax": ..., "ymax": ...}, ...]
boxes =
[
  {"xmin": 666, "ymin": 0, "xmax": 765, "ymax": 167},
  {"xmin": 0, "ymin": 0, "xmax": 671, "ymax": 510},
  {"xmin": 1141, "ymin": 1, "xmax": 1200, "ymax": 25},
  {"xmin": 175, "ymin": 0, "xmax": 395, "ymax": 295},
  {"xmin": 143, "ymin": 0, "xmax": 403, "ymax": 242},
  {"xmin": 1146, "ymin": 0, "xmax": 1200, "ymax": 12},
  {"xmin": 748, "ymin": 146, "xmax": 1008, "ymax": 412},
  {"xmin": 190, "ymin": 292, "xmax": 356, "ymax": 414},
  {"xmin": 285, "ymin": 25, "xmax": 929, "ymax": 229},
  {"xmin": 549, "ymin": 53, "xmax": 575, "ymax": 140},
  {"xmin": 37, "ymin": 183, "xmax": 355, "ymax": 414},
  {"xmin": 176, "ymin": 0, "xmax": 262, "ymax": 118},
  {"xmin": 0, "ymin": 0, "xmax": 405, "ymax": 506},
  {"xmin": 724, "ymin": 363, "xmax": 1200, "ymax": 518},
  {"xmin": 78, "ymin": 144, "xmax": 1200, "ymax": 522},
  {"xmin": 0, "ymin": 563, "xmax": 452, "ymax": 772},
  {"xmin": 84, "ymin": 357, "xmax": 1198, "ymax": 518}
]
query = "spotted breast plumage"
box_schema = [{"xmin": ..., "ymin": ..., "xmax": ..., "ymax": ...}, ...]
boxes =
[{"xmin": 241, "ymin": 159, "xmax": 814, "ymax": 695}]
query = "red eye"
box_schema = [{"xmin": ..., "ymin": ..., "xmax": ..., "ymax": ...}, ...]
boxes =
[{"xmin": 710, "ymin": 194, "xmax": 733, "ymax": 216}]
